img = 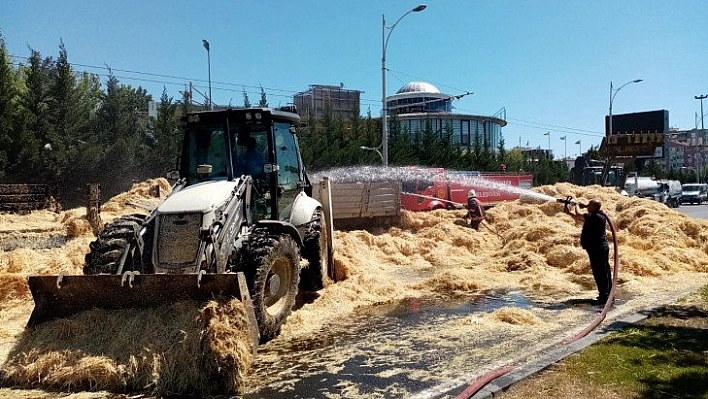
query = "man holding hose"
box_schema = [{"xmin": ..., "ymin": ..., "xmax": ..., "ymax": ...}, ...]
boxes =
[{"xmin": 565, "ymin": 199, "xmax": 612, "ymax": 305}]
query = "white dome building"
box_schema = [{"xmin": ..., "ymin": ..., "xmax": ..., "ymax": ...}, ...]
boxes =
[{"xmin": 386, "ymin": 81, "xmax": 506, "ymax": 152}]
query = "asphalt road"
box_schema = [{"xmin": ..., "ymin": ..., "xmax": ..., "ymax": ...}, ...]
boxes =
[{"xmin": 675, "ymin": 202, "xmax": 708, "ymax": 219}]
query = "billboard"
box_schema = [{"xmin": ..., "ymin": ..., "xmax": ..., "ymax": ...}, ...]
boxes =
[
  {"xmin": 602, "ymin": 110, "xmax": 669, "ymax": 158},
  {"xmin": 604, "ymin": 110, "xmax": 669, "ymax": 135}
]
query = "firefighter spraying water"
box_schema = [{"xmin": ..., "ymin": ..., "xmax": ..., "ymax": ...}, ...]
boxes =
[{"xmin": 464, "ymin": 189, "xmax": 487, "ymax": 230}]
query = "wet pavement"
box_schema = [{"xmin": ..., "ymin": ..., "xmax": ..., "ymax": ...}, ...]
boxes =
[
  {"xmin": 0, "ymin": 234, "xmax": 67, "ymax": 251},
  {"xmin": 244, "ymin": 290, "xmax": 596, "ymax": 398}
]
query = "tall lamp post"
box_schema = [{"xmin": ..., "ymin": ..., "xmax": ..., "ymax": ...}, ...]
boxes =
[
  {"xmin": 382, "ymin": 4, "xmax": 426, "ymax": 167},
  {"xmin": 696, "ymin": 94, "xmax": 707, "ymax": 183},
  {"xmin": 202, "ymin": 39, "xmax": 212, "ymax": 110},
  {"xmin": 601, "ymin": 78, "xmax": 643, "ymax": 185},
  {"xmin": 542, "ymin": 131, "xmax": 551, "ymax": 158}
]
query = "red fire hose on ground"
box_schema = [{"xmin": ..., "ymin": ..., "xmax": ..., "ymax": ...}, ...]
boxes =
[{"xmin": 454, "ymin": 196, "xmax": 620, "ymax": 399}]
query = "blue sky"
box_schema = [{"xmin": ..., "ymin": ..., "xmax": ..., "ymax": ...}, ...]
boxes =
[{"xmin": 2, "ymin": 0, "xmax": 707, "ymax": 160}]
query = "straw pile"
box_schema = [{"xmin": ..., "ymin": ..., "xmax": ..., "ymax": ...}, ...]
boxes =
[
  {"xmin": 280, "ymin": 182, "xmax": 708, "ymax": 341},
  {"xmin": 1, "ymin": 299, "xmax": 253, "ymax": 396}
]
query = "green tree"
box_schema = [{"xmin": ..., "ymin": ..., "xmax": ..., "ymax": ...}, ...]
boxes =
[
  {"xmin": 584, "ymin": 145, "xmax": 601, "ymax": 160},
  {"xmin": 45, "ymin": 41, "xmax": 99, "ymax": 186},
  {"xmin": 503, "ymin": 148, "xmax": 526, "ymax": 173},
  {"xmin": 0, "ymin": 32, "xmax": 18, "ymax": 179},
  {"xmin": 478, "ymin": 131, "xmax": 495, "ymax": 171},
  {"xmin": 242, "ymin": 87, "xmax": 251, "ymax": 108},
  {"xmin": 19, "ymin": 49, "xmax": 54, "ymax": 182},
  {"xmin": 388, "ymin": 116, "xmax": 417, "ymax": 165},
  {"xmin": 643, "ymin": 159, "xmax": 666, "ymax": 179},
  {"xmin": 496, "ymin": 135, "xmax": 507, "ymax": 165},
  {"xmin": 96, "ymin": 72, "xmax": 153, "ymax": 197},
  {"xmin": 258, "ymin": 85, "xmax": 268, "ymax": 107},
  {"xmin": 437, "ymin": 122, "xmax": 460, "ymax": 168},
  {"xmin": 418, "ymin": 118, "xmax": 438, "ymax": 166},
  {"xmin": 148, "ymin": 88, "xmax": 181, "ymax": 172},
  {"xmin": 470, "ymin": 130, "xmax": 483, "ymax": 169},
  {"xmin": 355, "ymin": 109, "xmax": 385, "ymax": 165}
]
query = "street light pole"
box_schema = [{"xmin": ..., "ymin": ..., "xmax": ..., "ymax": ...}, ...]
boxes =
[
  {"xmin": 696, "ymin": 94, "xmax": 707, "ymax": 184},
  {"xmin": 202, "ymin": 39, "xmax": 212, "ymax": 110},
  {"xmin": 601, "ymin": 78, "xmax": 643, "ymax": 185},
  {"xmin": 382, "ymin": 4, "xmax": 426, "ymax": 167}
]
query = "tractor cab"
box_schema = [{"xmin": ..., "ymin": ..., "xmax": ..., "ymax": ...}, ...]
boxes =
[{"xmin": 179, "ymin": 107, "xmax": 307, "ymax": 221}]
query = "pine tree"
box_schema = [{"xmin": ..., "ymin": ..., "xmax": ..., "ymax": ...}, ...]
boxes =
[
  {"xmin": 418, "ymin": 118, "xmax": 438, "ymax": 166},
  {"xmin": 496, "ymin": 135, "xmax": 507, "ymax": 164},
  {"xmin": 385, "ymin": 114, "xmax": 414, "ymax": 165},
  {"xmin": 20, "ymin": 49, "xmax": 54, "ymax": 181},
  {"xmin": 0, "ymin": 32, "xmax": 17, "ymax": 179},
  {"xmin": 258, "ymin": 85, "xmax": 268, "ymax": 107},
  {"xmin": 148, "ymin": 87, "xmax": 181, "ymax": 172},
  {"xmin": 96, "ymin": 72, "xmax": 153, "ymax": 197},
  {"xmin": 242, "ymin": 87, "xmax": 251, "ymax": 108}
]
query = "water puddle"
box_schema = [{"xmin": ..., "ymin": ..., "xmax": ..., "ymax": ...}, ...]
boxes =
[
  {"xmin": 0, "ymin": 235, "xmax": 68, "ymax": 251},
  {"xmin": 358, "ymin": 290, "xmax": 533, "ymax": 321}
]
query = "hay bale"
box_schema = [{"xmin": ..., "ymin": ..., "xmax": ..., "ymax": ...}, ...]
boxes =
[
  {"xmin": 488, "ymin": 307, "xmax": 540, "ymax": 325},
  {"xmin": 0, "ymin": 274, "xmax": 30, "ymax": 304},
  {"xmin": 65, "ymin": 217, "xmax": 92, "ymax": 238},
  {"xmin": 545, "ymin": 246, "xmax": 586, "ymax": 269},
  {"xmin": 101, "ymin": 178, "xmax": 170, "ymax": 214},
  {"xmin": 1, "ymin": 299, "xmax": 253, "ymax": 396},
  {"xmin": 413, "ymin": 269, "xmax": 482, "ymax": 294}
]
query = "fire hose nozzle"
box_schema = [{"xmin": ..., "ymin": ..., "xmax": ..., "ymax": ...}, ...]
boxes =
[{"xmin": 557, "ymin": 196, "xmax": 575, "ymax": 205}]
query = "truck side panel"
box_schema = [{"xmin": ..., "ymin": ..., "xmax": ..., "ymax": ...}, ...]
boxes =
[{"xmin": 314, "ymin": 180, "xmax": 401, "ymax": 223}]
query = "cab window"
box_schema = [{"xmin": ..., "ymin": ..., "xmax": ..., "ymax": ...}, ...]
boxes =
[
  {"xmin": 274, "ymin": 122, "xmax": 302, "ymax": 220},
  {"xmin": 184, "ymin": 126, "xmax": 229, "ymax": 184}
]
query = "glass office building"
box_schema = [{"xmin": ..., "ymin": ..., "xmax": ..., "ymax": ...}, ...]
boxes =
[{"xmin": 387, "ymin": 82, "xmax": 506, "ymax": 153}]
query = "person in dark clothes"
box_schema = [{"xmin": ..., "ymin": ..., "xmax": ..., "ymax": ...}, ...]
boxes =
[
  {"xmin": 465, "ymin": 189, "xmax": 486, "ymax": 230},
  {"xmin": 237, "ymin": 136, "xmax": 265, "ymax": 176},
  {"xmin": 565, "ymin": 198, "xmax": 612, "ymax": 305}
]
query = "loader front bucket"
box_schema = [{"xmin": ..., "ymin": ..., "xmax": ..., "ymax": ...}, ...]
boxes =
[{"xmin": 27, "ymin": 272, "xmax": 260, "ymax": 349}]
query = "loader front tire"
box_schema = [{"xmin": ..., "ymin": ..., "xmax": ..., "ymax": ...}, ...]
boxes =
[
  {"xmin": 246, "ymin": 230, "xmax": 300, "ymax": 343},
  {"xmin": 300, "ymin": 209, "xmax": 332, "ymax": 291},
  {"xmin": 84, "ymin": 214, "xmax": 147, "ymax": 275}
]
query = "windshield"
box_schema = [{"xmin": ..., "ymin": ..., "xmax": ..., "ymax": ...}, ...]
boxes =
[
  {"xmin": 682, "ymin": 184, "xmax": 699, "ymax": 191},
  {"xmin": 182, "ymin": 121, "xmax": 271, "ymax": 185},
  {"xmin": 183, "ymin": 123, "xmax": 230, "ymax": 184}
]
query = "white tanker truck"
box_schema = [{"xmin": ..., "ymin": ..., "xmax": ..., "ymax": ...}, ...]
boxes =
[{"xmin": 624, "ymin": 175, "xmax": 682, "ymax": 208}]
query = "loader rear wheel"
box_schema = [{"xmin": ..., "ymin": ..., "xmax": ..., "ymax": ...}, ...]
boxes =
[
  {"xmin": 300, "ymin": 209, "xmax": 332, "ymax": 291},
  {"xmin": 245, "ymin": 230, "xmax": 300, "ymax": 342},
  {"xmin": 84, "ymin": 214, "xmax": 147, "ymax": 275}
]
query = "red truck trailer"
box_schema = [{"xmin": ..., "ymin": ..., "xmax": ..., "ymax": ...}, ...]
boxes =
[{"xmin": 400, "ymin": 169, "xmax": 533, "ymax": 211}]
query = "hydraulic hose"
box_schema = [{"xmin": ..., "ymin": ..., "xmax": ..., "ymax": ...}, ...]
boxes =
[{"xmin": 454, "ymin": 201, "xmax": 621, "ymax": 398}]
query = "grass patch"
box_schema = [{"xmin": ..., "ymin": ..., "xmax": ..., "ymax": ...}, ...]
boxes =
[
  {"xmin": 500, "ymin": 285, "xmax": 708, "ymax": 399},
  {"xmin": 698, "ymin": 284, "xmax": 708, "ymax": 301},
  {"xmin": 565, "ymin": 323, "xmax": 708, "ymax": 398}
]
